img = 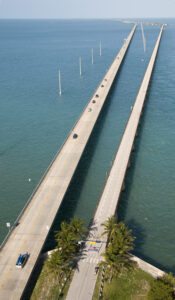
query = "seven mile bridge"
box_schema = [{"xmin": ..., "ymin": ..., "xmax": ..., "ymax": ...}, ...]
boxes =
[
  {"xmin": 66, "ymin": 24, "xmax": 164, "ymax": 300},
  {"xmin": 0, "ymin": 25, "xmax": 136, "ymax": 300}
]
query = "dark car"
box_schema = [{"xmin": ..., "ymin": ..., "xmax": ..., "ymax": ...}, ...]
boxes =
[
  {"xmin": 73, "ymin": 133, "xmax": 78, "ymax": 139},
  {"xmin": 16, "ymin": 253, "xmax": 29, "ymax": 268},
  {"xmin": 95, "ymin": 94, "xmax": 99, "ymax": 98},
  {"xmin": 92, "ymin": 100, "xmax": 96, "ymax": 104}
]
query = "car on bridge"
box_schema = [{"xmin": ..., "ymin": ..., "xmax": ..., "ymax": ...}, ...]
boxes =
[
  {"xmin": 73, "ymin": 133, "xmax": 78, "ymax": 139},
  {"xmin": 16, "ymin": 253, "xmax": 29, "ymax": 268}
]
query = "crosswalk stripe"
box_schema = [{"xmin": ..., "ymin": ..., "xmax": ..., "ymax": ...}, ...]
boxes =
[{"xmin": 79, "ymin": 257, "xmax": 100, "ymax": 264}]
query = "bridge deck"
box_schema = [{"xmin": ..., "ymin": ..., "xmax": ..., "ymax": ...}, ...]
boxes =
[
  {"xmin": 66, "ymin": 25, "xmax": 164, "ymax": 300},
  {"xmin": 0, "ymin": 25, "xmax": 136, "ymax": 300}
]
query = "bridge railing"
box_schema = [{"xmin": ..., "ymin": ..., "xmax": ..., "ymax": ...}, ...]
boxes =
[{"xmin": 0, "ymin": 24, "xmax": 136, "ymax": 252}]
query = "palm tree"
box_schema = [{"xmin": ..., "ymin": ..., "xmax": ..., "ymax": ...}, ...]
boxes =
[
  {"xmin": 69, "ymin": 217, "xmax": 87, "ymax": 240},
  {"xmin": 56, "ymin": 221, "xmax": 70, "ymax": 238},
  {"xmin": 101, "ymin": 217, "xmax": 135, "ymax": 280},
  {"xmin": 55, "ymin": 229, "xmax": 77, "ymax": 262},
  {"xmin": 115, "ymin": 221, "xmax": 135, "ymax": 253},
  {"xmin": 55, "ymin": 218, "xmax": 87, "ymax": 263},
  {"xmin": 45, "ymin": 250, "xmax": 64, "ymax": 281},
  {"xmin": 101, "ymin": 216, "xmax": 118, "ymax": 242},
  {"xmin": 46, "ymin": 218, "xmax": 87, "ymax": 281}
]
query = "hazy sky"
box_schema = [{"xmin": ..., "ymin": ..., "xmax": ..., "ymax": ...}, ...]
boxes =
[{"xmin": 0, "ymin": 0, "xmax": 175, "ymax": 19}]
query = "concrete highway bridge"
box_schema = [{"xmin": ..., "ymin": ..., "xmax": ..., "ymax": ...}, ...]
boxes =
[
  {"xmin": 0, "ymin": 25, "xmax": 136, "ymax": 300},
  {"xmin": 66, "ymin": 25, "xmax": 165, "ymax": 300}
]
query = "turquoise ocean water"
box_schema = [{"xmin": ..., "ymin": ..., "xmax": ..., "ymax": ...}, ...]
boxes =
[{"xmin": 0, "ymin": 19, "xmax": 175, "ymax": 273}]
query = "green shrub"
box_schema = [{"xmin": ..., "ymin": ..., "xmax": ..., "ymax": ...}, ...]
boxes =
[{"xmin": 148, "ymin": 274, "xmax": 175, "ymax": 300}]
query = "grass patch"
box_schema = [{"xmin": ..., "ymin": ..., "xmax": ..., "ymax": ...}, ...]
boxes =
[
  {"xmin": 30, "ymin": 262, "xmax": 74, "ymax": 300},
  {"xmin": 93, "ymin": 266, "xmax": 154, "ymax": 300}
]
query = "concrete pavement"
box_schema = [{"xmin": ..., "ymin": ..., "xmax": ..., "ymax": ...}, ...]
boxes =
[{"xmin": 0, "ymin": 25, "xmax": 136, "ymax": 300}]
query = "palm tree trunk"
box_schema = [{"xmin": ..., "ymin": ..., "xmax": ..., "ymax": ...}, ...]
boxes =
[{"xmin": 109, "ymin": 269, "xmax": 113, "ymax": 283}]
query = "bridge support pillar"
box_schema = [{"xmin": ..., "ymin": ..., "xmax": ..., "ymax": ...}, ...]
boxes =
[
  {"xmin": 127, "ymin": 160, "xmax": 131, "ymax": 169},
  {"xmin": 122, "ymin": 182, "xmax": 125, "ymax": 191},
  {"xmin": 135, "ymin": 129, "xmax": 138, "ymax": 137}
]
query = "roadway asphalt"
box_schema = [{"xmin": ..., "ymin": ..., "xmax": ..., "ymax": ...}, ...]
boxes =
[{"xmin": 0, "ymin": 25, "xmax": 136, "ymax": 300}]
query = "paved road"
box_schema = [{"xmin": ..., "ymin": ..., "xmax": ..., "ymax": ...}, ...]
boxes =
[
  {"xmin": 66, "ymin": 25, "xmax": 164, "ymax": 300},
  {"xmin": 0, "ymin": 25, "xmax": 136, "ymax": 300}
]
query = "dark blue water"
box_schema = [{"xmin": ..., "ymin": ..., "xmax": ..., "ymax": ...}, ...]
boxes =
[{"xmin": 0, "ymin": 19, "xmax": 174, "ymax": 273}]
